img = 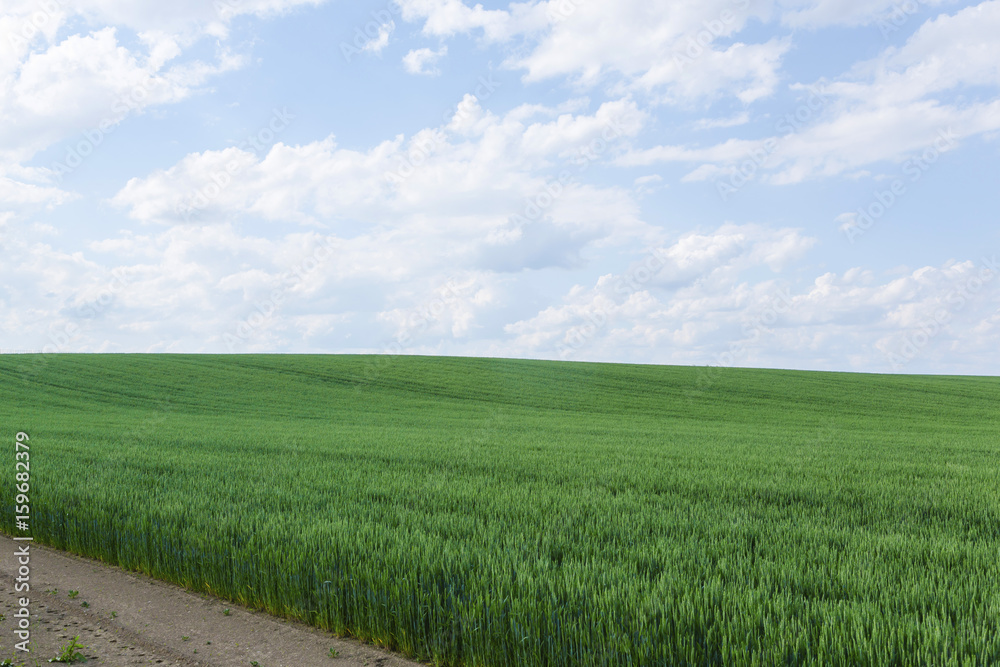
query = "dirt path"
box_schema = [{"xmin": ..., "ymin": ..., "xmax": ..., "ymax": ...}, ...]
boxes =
[{"xmin": 0, "ymin": 535, "xmax": 423, "ymax": 667}]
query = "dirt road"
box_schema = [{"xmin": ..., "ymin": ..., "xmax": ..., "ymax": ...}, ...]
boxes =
[{"xmin": 0, "ymin": 535, "xmax": 421, "ymax": 667}]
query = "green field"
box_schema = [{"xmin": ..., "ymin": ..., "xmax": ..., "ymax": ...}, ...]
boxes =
[{"xmin": 1, "ymin": 354, "xmax": 997, "ymax": 666}]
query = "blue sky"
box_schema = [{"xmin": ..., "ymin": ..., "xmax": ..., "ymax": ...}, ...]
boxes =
[{"xmin": 2, "ymin": 0, "xmax": 999, "ymax": 374}]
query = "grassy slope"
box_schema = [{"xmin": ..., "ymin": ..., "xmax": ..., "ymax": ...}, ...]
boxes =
[{"xmin": 1, "ymin": 354, "xmax": 998, "ymax": 666}]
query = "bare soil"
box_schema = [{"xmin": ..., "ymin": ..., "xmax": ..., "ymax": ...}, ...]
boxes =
[{"xmin": 0, "ymin": 535, "xmax": 422, "ymax": 667}]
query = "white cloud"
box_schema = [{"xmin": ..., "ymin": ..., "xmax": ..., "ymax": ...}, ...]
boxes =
[
  {"xmin": 396, "ymin": 0, "xmax": 788, "ymax": 105},
  {"xmin": 89, "ymin": 94, "xmax": 656, "ymax": 355},
  {"xmin": 615, "ymin": 1, "xmax": 1000, "ymax": 183},
  {"xmin": 0, "ymin": 94, "xmax": 657, "ymax": 353},
  {"xmin": 635, "ymin": 37, "xmax": 791, "ymax": 105},
  {"xmin": 1, "ymin": 27, "xmax": 245, "ymax": 166},
  {"xmin": 0, "ymin": 0, "xmax": 321, "ymax": 83},
  {"xmin": 3, "ymin": 0, "xmax": 996, "ymax": 374},
  {"xmin": 821, "ymin": 1, "xmax": 1000, "ymax": 103},
  {"xmin": 0, "ymin": 0, "xmax": 304, "ymax": 222},
  {"xmin": 633, "ymin": 174, "xmax": 664, "ymax": 196},
  {"xmin": 362, "ymin": 21, "xmax": 395, "ymax": 54},
  {"xmin": 402, "ymin": 45, "xmax": 448, "ymax": 75},
  {"xmin": 110, "ymin": 96, "xmax": 649, "ymax": 240},
  {"xmin": 777, "ymin": 0, "xmax": 954, "ymax": 29},
  {"xmin": 70, "ymin": 0, "xmax": 327, "ymax": 37},
  {"xmin": 0, "ymin": 176, "xmax": 76, "ymax": 209},
  {"xmin": 396, "ymin": 0, "xmax": 543, "ymax": 40},
  {"xmin": 504, "ymin": 223, "xmax": 816, "ymax": 354},
  {"xmin": 5, "ymin": 207, "xmax": 998, "ymax": 372},
  {"xmin": 504, "ymin": 233, "xmax": 1000, "ymax": 373},
  {"xmin": 693, "ymin": 112, "xmax": 751, "ymax": 130}
]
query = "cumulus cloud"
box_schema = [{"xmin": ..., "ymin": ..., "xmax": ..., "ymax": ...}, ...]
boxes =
[
  {"xmin": 505, "ymin": 231, "xmax": 1000, "ymax": 374},
  {"xmin": 14, "ymin": 0, "xmax": 330, "ymax": 40},
  {"xmin": 1, "ymin": 27, "xmax": 244, "ymax": 166},
  {"xmin": 776, "ymin": 0, "xmax": 954, "ymax": 29},
  {"xmin": 402, "ymin": 46, "xmax": 448, "ymax": 75},
  {"xmin": 0, "ymin": 95, "xmax": 645, "ymax": 352},
  {"xmin": 615, "ymin": 1, "xmax": 1000, "ymax": 183},
  {"xmin": 504, "ymin": 223, "xmax": 816, "ymax": 357},
  {"xmin": 396, "ymin": 0, "xmax": 540, "ymax": 40},
  {"xmin": 3, "ymin": 0, "xmax": 997, "ymax": 375},
  {"xmin": 2, "ymin": 86, "xmax": 657, "ymax": 353},
  {"xmin": 0, "ymin": 0, "xmax": 322, "ymax": 230},
  {"xmin": 362, "ymin": 21, "xmax": 395, "ymax": 54},
  {"xmin": 110, "ymin": 96, "xmax": 649, "ymax": 246},
  {"xmin": 396, "ymin": 0, "xmax": 788, "ymax": 104}
]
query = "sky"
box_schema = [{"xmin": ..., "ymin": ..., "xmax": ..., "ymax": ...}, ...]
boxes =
[{"xmin": 1, "ymin": 0, "xmax": 999, "ymax": 374}]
